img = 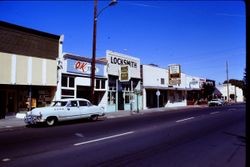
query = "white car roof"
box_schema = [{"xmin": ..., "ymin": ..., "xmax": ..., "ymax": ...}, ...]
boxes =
[{"xmin": 55, "ymin": 98, "xmax": 90, "ymax": 102}]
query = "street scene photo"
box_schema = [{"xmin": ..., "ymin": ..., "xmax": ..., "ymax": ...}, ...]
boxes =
[{"xmin": 0, "ymin": 1, "xmax": 246, "ymax": 167}]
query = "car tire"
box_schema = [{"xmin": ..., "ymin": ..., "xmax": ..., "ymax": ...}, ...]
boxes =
[
  {"xmin": 46, "ymin": 117, "xmax": 57, "ymax": 126},
  {"xmin": 90, "ymin": 115, "xmax": 98, "ymax": 121}
]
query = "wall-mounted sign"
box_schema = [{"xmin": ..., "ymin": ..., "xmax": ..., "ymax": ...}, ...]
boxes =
[
  {"xmin": 67, "ymin": 59, "xmax": 105, "ymax": 77},
  {"xmin": 111, "ymin": 56, "xmax": 137, "ymax": 68},
  {"xmin": 106, "ymin": 50, "xmax": 140, "ymax": 79},
  {"xmin": 169, "ymin": 64, "xmax": 181, "ymax": 85},
  {"xmin": 120, "ymin": 65, "xmax": 130, "ymax": 82},
  {"xmin": 189, "ymin": 78, "xmax": 199, "ymax": 88}
]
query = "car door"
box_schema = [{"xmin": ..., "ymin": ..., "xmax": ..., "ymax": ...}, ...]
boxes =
[
  {"xmin": 79, "ymin": 100, "xmax": 91, "ymax": 118},
  {"xmin": 63, "ymin": 100, "xmax": 81, "ymax": 120}
]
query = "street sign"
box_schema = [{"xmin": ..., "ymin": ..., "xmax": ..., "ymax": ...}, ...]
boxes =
[{"xmin": 156, "ymin": 90, "xmax": 160, "ymax": 96}]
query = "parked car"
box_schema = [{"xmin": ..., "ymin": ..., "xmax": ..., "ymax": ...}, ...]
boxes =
[
  {"xmin": 24, "ymin": 98, "xmax": 105, "ymax": 126},
  {"xmin": 208, "ymin": 99, "xmax": 225, "ymax": 107}
]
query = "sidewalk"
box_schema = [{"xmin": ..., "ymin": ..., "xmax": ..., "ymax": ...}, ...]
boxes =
[{"xmin": 0, "ymin": 105, "xmax": 207, "ymax": 130}]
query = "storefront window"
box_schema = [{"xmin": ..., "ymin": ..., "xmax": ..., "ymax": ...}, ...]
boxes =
[
  {"xmin": 96, "ymin": 80, "xmax": 100, "ymax": 89},
  {"xmin": 125, "ymin": 92, "xmax": 130, "ymax": 103},
  {"xmin": 69, "ymin": 77, "xmax": 75, "ymax": 88},
  {"xmin": 177, "ymin": 91, "xmax": 183, "ymax": 102},
  {"xmin": 108, "ymin": 91, "xmax": 116, "ymax": 105},
  {"xmin": 62, "ymin": 89, "xmax": 74, "ymax": 96},
  {"xmin": 62, "ymin": 76, "xmax": 67, "ymax": 87},
  {"xmin": 101, "ymin": 80, "xmax": 105, "ymax": 89}
]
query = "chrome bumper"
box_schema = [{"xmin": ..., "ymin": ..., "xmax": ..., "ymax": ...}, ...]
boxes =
[{"xmin": 24, "ymin": 115, "xmax": 44, "ymax": 124}]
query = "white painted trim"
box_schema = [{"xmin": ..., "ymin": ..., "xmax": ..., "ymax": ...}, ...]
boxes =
[
  {"xmin": 42, "ymin": 59, "xmax": 47, "ymax": 85},
  {"xmin": 27, "ymin": 57, "xmax": 32, "ymax": 85},
  {"xmin": 11, "ymin": 54, "xmax": 16, "ymax": 84}
]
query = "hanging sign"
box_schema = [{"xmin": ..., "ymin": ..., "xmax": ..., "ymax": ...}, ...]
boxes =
[{"xmin": 169, "ymin": 64, "xmax": 181, "ymax": 85}]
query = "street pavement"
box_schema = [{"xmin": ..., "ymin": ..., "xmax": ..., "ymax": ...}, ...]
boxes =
[
  {"xmin": 0, "ymin": 105, "xmax": 208, "ymax": 130},
  {"xmin": 0, "ymin": 104, "xmax": 245, "ymax": 167}
]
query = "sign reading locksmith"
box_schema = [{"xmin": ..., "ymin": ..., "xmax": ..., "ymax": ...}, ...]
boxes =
[
  {"xmin": 110, "ymin": 57, "xmax": 137, "ymax": 68},
  {"xmin": 106, "ymin": 50, "xmax": 140, "ymax": 79}
]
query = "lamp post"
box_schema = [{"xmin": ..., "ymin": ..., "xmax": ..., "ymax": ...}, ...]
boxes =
[{"xmin": 90, "ymin": 0, "xmax": 117, "ymax": 104}]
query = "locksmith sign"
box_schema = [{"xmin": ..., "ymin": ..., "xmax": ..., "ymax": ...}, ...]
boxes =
[{"xmin": 106, "ymin": 50, "xmax": 140, "ymax": 79}]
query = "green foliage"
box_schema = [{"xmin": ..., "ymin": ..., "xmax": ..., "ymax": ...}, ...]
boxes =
[
  {"xmin": 223, "ymin": 79, "xmax": 244, "ymax": 89},
  {"xmin": 223, "ymin": 70, "xmax": 246, "ymax": 97},
  {"xmin": 202, "ymin": 83, "xmax": 215, "ymax": 100}
]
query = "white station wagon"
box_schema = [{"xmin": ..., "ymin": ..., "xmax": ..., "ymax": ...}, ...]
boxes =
[{"xmin": 24, "ymin": 98, "xmax": 105, "ymax": 126}]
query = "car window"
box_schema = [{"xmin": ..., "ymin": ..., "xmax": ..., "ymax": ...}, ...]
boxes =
[
  {"xmin": 87, "ymin": 102, "xmax": 92, "ymax": 106},
  {"xmin": 70, "ymin": 101, "xmax": 78, "ymax": 107},
  {"xmin": 52, "ymin": 101, "xmax": 67, "ymax": 107},
  {"xmin": 79, "ymin": 101, "xmax": 88, "ymax": 106}
]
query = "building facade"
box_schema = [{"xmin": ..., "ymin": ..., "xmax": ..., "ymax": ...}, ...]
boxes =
[
  {"xmin": 216, "ymin": 84, "xmax": 244, "ymax": 102},
  {"xmin": 56, "ymin": 53, "xmax": 108, "ymax": 109},
  {"xmin": 142, "ymin": 64, "xmax": 205, "ymax": 109},
  {"xmin": 106, "ymin": 50, "xmax": 142, "ymax": 112},
  {"xmin": 0, "ymin": 21, "xmax": 63, "ymax": 118}
]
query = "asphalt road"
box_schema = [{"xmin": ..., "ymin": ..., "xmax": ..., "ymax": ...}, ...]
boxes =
[{"xmin": 0, "ymin": 104, "xmax": 246, "ymax": 167}]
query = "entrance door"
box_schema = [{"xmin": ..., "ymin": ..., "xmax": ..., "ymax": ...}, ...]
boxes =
[
  {"xmin": 0, "ymin": 91, "xmax": 6, "ymax": 119},
  {"xmin": 7, "ymin": 92, "xmax": 16, "ymax": 115},
  {"xmin": 77, "ymin": 86, "xmax": 91, "ymax": 102},
  {"xmin": 118, "ymin": 92, "xmax": 124, "ymax": 110}
]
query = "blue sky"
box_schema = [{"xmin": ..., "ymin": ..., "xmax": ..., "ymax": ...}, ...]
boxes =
[{"xmin": 0, "ymin": 0, "xmax": 246, "ymax": 84}]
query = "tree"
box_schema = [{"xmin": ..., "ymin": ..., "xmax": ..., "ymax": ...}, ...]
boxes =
[
  {"xmin": 202, "ymin": 82, "xmax": 215, "ymax": 101},
  {"xmin": 223, "ymin": 79, "xmax": 244, "ymax": 89},
  {"xmin": 243, "ymin": 68, "xmax": 247, "ymax": 85},
  {"xmin": 223, "ymin": 74, "xmax": 246, "ymax": 98}
]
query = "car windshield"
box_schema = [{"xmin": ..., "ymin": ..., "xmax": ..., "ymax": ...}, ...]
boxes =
[{"xmin": 51, "ymin": 101, "xmax": 68, "ymax": 107}]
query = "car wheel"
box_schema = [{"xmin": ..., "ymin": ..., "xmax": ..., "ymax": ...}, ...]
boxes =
[
  {"xmin": 46, "ymin": 117, "xmax": 57, "ymax": 126},
  {"xmin": 90, "ymin": 115, "xmax": 98, "ymax": 121}
]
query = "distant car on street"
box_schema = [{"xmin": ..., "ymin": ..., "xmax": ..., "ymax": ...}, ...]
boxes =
[
  {"xmin": 208, "ymin": 99, "xmax": 225, "ymax": 107},
  {"xmin": 24, "ymin": 98, "xmax": 105, "ymax": 126}
]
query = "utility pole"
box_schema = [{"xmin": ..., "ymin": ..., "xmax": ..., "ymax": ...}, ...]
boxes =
[
  {"xmin": 90, "ymin": 0, "xmax": 98, "ymax": 104},
  {"xmin": 226, "ymin": 61, "xmax": 229, "ymax": 102},
  {"xmin": 90, "ymin": 0, "xmax": 117, "ymax": 104}
]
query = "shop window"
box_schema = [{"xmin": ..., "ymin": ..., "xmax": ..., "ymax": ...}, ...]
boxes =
[
  {"xmin": 101, "ymin": 80, "xmax": 105, "ymax": 89},
  {"xmin": 177, "ymin": 91, "xmax": 183, "ymax": 101},
  {"xmin": 95, "ymin": 79, "xmax": 105, "ymax": 89},
  {"xmin": 62, "ymin": 89, "xmax": 74, "ymax": 96},
  {"xmin": 62, "ymin": 76, "xmax": 67, "ymax": 87},
  {"xmin": 96, "ymin": 80, "xmax": 100, "ymax": 89},
  {"xmin": 125, "ymin": 92, "xmax": 130, "ymax": 103},
  {"xmin": 69, "ymin": 77, "xmax": 75, "ymax": 88},
  {"xmin": 108, "ymin": 91, "xmax": 116, "ymax": 105}
]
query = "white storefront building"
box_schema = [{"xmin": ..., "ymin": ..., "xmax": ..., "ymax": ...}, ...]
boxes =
[
  {"xmin": 106, "ymin": 50, "xmax": 142, "ymax": 112},
  {"xmin": 56, "ymin": 53, "xmax": 108, "ymax": 110},
  {"xmin": 142, "ymin": 64, "xmax": 205, "ymax": 109},
  {"xmin": 216, "ymin": 84, "xmax": 244, "ymax": 102}
]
